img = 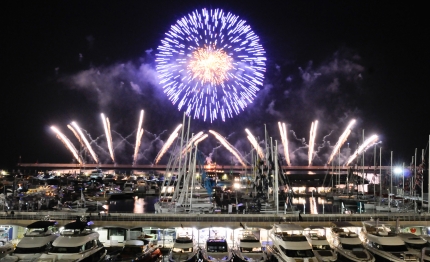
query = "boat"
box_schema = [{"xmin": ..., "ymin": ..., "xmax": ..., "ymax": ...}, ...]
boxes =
[
  {"xmin": 9, "ymin": 220, "xmax": 59, "ymax": 261},
  {"xmin": 397, "ymin": 232, "xmax": 430, "ymax": 261},
  {"xmin": 106, "ymin": 240, "xmax": 162, "ymax": 262},
  {"xmin": 200, "ymin": 229, "xmax": 233, "ymax": 262},
  {"xmin": 303, "ymin": 226, "xmax": 337, "ymax": 262},
  {"xmin": 38, "ymin": 216, "xmax": 107, "ymax": 262},
  {"xmin": 123, "ymin": 181, "xmax": 136, "ymax": 195},
  {"xmin": 326, "ymin": 221, "xmax": 375, "ymax": 262},
  {"xmin": 168, "ymin": 227, "xmax": 199, "ymax": 262},
  {"xmin": 233, "ymin": 225, "xmax": 268, "ymax": 262},
  {"xmin": 360, "ymin": 220, "xmax": 419, "ymax": 261},
  {"xmin": 89, "ymin": 169, "xmax": 105, "ymax": 180},
  {"xmin": 267, "ymin": 223, "xmax": 317, "ymax": 262}
]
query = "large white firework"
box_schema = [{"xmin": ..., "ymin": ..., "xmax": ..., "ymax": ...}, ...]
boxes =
[{"xmin": 156, "ymin": 8, "xmax": 266, "ymax": 122}]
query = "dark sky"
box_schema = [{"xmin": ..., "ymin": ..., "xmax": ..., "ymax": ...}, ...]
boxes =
[{"xmin": 2, "ymin": 1, "xmax": 429, "ymax": 170}]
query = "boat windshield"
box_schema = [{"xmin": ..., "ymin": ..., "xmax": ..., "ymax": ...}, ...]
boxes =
[
  {"xmin": 312, "ymin": 244, "xmax": 331, "ymax": 250},
  {"xmin": 240, "ymin": 247, "xmax": 262, "ymax": 253},
  {"xmin": 14, "ymin": 246, "xmax": 47, "ymax": 254},
  {"xmin": 342, "ymin": 244, "xmax": 363, "ymax": 250},
  {"xmin": 123, "ymin": 246, "xmax": 143, "ymax": 254},
  {"xmin": 279, "ymin": 246, "xmax": 314, "ymax": 257},
  {"xmin": 207, "ymin": 242, "xmax": 227, "ymax": 252},
  {"xmin": 51, "ymin": 246, "xmax": 82, "ymax": 253},
  {"xmin": 173, "ymin": 247, "xmax": 193, "ymax": 253},
  {"xmin": 376, "ymin": 244, "xmax": 408, "ymax": 252},
  {"xmin": 405, "ymin": 242, "xmax": 430, "ymax": 249},
  {"xmin": 25, "ymin": 228, "xmax": 48, "ymax": 236}
]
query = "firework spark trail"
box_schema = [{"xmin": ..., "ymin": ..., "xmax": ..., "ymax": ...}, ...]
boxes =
[
  {"xmin": 101, "ymin": 113, "xmax": 115, "ymax": 162},
  {"xmin": 133, "ymin": 110, "xmax": 145, "ymax": 165},
  {"xmin": 71, "ymin": 121, "xmax": 99, "ymax": 163},
  {"xmin": 209, "ymin": 130, "xmax": 247, "ymax": 167},
  {"xmin": 182, "ymin": 131, "xmax": 204, "ymax": 154},
  {"xmin": 245, "ymin": 129, "xmax": 265, "ymax": 159},
  {"xmin": 67, "ymin": 124, "xmax": 83, "ymax": 148},
  {"xmin": 308, "ymin": 121, "xmax": 319, "ymax": 166},
  {"xmin": 155, "ymin": 8, "xmax": 266, "ymax": 122},
  {"xmin": 194, "ymin": 134, "xmax": 208, "ymax": 145},
  {"xmin": 344, "ymin": 134, "xmax": 379, "ymax": 166},
  {"xmin": 327, "ymin": 119, "xmax": 356, "ymax": 165},
  {"xmin": 51, "ymin": 126, "xmax": 82, "ymax": 164},
  {"xmin": 154, "ymin": 124, "xmax": 183, "ymax": 164},
  {"xmin": 278, "ymin": 122, "xmax": 291, "ymax": 166}
]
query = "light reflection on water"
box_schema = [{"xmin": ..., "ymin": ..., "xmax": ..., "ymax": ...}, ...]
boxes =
[{"xmin": 106, "ymin": 196, "xmax": 364, "ymax": 214}]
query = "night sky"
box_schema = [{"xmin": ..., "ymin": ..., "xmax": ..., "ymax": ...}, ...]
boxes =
[{"xmin": 2, "ymin": 1, "xmax": 429, "ymax": 170}]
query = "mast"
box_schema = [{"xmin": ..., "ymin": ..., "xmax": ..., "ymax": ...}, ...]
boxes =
[
  {"xmin": 379, "ymin": 147, "xmax": 382, "ymax": 206},
  {"xmin": 275, "ymin": 140, "xmax": 279, "ymax": 215}
]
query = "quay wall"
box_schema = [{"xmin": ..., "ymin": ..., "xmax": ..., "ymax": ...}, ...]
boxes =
[{"xmin": 2, "ymin": 212, "xmax": 430, "ymax": 229}]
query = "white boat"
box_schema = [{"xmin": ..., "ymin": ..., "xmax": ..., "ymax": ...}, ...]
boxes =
[
  {"xmin": 303, "ymin": 226, "xmax": 337, "ymax": 262},
  {"xmin": 200, "ymin": 232, "xmax": 233, "ymax": 262},
  {"xmin": 267, "ymin": 223, "xmax": 317, "ymax": 262},
  {"xmin": 106, "ymin": 239, "xmax": 162, "ymax": 262},
  {"xmin": 168, "ymin": 227, "xmax": 199, "ymax": 262},
  {"xmin": 123, "ymin": 181, "xmax": 136, "ymax": 194},
  {"xmin": 398, "ymin": 233, "xmax": 430, "ymax": 262},
  {"xmin": 326, "ymin": 221, "xmax": 375, "ymax": 262},
  {"xmin": 89, "ymin": 169, "xmax": 105, "ymax": 180},
  {"xmin": 38, "ymin": 217, "xmax": 107, "ymax": 262},
  {"xmin": 9, "ymin": 220, "xmax": 59, "ymax": 261},
  {"xmin": 233, "ymin": 226, "xmax": 267, "ymax": 262},
  {"xmin": 361, "ymin": 220, "xmax": 419, "ymax": 261}
]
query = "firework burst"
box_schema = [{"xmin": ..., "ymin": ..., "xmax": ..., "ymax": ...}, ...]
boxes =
[
  {"xmin": 51, "ymin": 126, "xmax": 82, "ymax": 165},
  {"xmin": 71, "ymin": 121, "xmax": 99, "ymax": 163},
  {"xmin": 101, "ymin": 113, "xmax": 115, "ymax": 162},
  {"xmin": 344, "ymin": 134, "xmax": 379, "ymax": 166},
  {"xmin": 156, "ymin": 8, "xmax": 266, "ymax": 122},
  {"xmin": 133, "ymin": 110, "xmax": 144, "ymax": 166},
  {"xmin": 209, "ymin": 130, "xmax": 247, "ymax": 166}
]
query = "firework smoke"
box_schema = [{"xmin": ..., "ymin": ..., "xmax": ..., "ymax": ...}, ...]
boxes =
[
  {"xmin": 327, "ymin": 119, "xmax": 356, "ymax": 165},
  {"xmin": 71, "ymin": 121, "xmax": 99, "ymax": 163},
  {"xmin": 245, "ymin": 129, "xmax": 265, "ymax": 160},
  {"xmin": 101, "ymin": 113, "xmax": 115, "ymax": 162},
  {"xmin": 154, "ymin": 124, "xmax": 183, "ymax": 164},
  {"xmin": 209, "ymin": 130, "xmax": 247, "ymax": 167},
  {"xmin": 278, "ymin": 122, "xmax": 291, "ymax": 166},
  {"xmin": 195, "ymin": 134, "xmax": 208, "ymax": 146},
  {"xmin": 344, "ymin": 134, "xmax": 379, "ymax": 166},
  {"xmin": 308, "ymin": 121, "xmax": 318, "ymax": 166},
  {"xmin": 133, "ymin": 110, "xmax": 144, "ymax": 166},
  {"xmin": 51, "ymin": 126, "xmax": 82, "ymax": 164}
]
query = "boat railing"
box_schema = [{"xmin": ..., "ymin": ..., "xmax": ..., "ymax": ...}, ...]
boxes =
[{"xmin": 1, "ymin": 211, "xmax": 430, "ymax": 224}]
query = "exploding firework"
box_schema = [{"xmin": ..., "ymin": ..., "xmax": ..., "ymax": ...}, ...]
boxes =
[
  {"xmin": 278, "ymin": 122, "xmax": 291, "ymax": 166},
  {"xmin": 327, "ymin": 119, "xmax": 356, "ymax": 165},
  {"xmin": 154, "ymin": 124, "xmax": 183, "ymax": 164},
  {"xmin": 182, "ymin": 131, "xmax": 204, "ymax": 154},
  {"xmin": 71, "ymin": 121, "xmax": 99, "ymax": 163},
  {"xmin": 194, "ymin": 134, "xmax": 208, "ymax": 145},
  {"xmin": 51, "ymin": 126, "xmax": 82, "ymax": 165},
  {"xmin": 156, "ymin": 8, "xmax": 266, "ymax": 122},
  {"xmin": 308, "ymin": 121, "xmax": 318, "ymax": 166},
  {"xmin": 133, "ymin": 110, "xmax": 144, "ymax": 165},
  {"xmin": 209, "ymin": 130, "xmax": 247, "ymax": 166},
  {"xmin": 344, "ymin": 134, "xmax": 379, "ymax": 166},
  {"xmin": 101, "ymin": 113, "xmax": 115, "ymax": 162},
  {"xmin": 245, "ymin": 129, "xmax": 265, "ymax": 159}
]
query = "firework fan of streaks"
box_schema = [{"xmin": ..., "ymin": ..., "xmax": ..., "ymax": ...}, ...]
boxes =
[
  {"xmin": 71, "ymin": 121, "xmax": 99, "ymax": 163},
  {"xmin": 101, "ymin": 113, "xmax": 115, "ymax": 162},
  {"xmin": 344, "ymin": 134, "xmax": 379, "ymax": 166},
  {"xmin": 278, "ymin": 122, "xmax": 291, "ymax": 166},
  {"xmin": 245, "ymin": 128, "xmax": 265, "ymax": 159},
  {"xmin": 308, "ymin": 121, "xmax": 318, "ymax": 166},
  {"xmin": 50, "ymin": 126, "xmax": 82, "ymax": 164},
  {"xmin": 133, "ymin": 110, "xmax": 144, "ymax": 165},
  {"xmin": 154, "ymin": 124, "xmax": 183, "ymax": 164},
  {"xmin": 182, "ymin": 131, "xmax": 204, "ymax": 154},
  {"xmin": 155, "ymin": 8, "xmax": 266, "ymax": 122},
  {"xmin": 327, "ymin": 119, "xmax": 356, "ymax": 165},
  {"xmin": 209, "ymin": 130, "xmax": 247, "ymax": 166}
]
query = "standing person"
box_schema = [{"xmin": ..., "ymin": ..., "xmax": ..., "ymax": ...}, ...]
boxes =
[{"xmin": 10, "ymin": 210, "xmax": 14, "ymax": 217}]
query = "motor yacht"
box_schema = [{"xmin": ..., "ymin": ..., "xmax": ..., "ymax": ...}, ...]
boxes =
[
  {"xmin": 106, "ymin": 240, "xmax": 162, "ymax": 262},
  {"xmin": 38, "ymin": 216, "xmax": 107, "ymax": 262},
  {"xmin": 326, "ymin": 221, "xmax": 374, "ymax": 262},
  {"xmin": 398, "ymin": 232, "xmax": 430, "ymax": 262},
  {"xmin": 200, "ymin": 231, "xmax": 233, "ymax": 262},
  {"xmin": 267, "ymin": 223, "xmax": 317, "ymax": 262},
  {"xmin": 0, "ymin": 242, "xmax": 14, "ymax": 259},
  {"xmin": 9, "ymin": 220, "xmax": 59, "ymax": 261},
  {"xmin": 303, "ymin": 226, "xmax": 337, "ymax": 262},
  {"xmin": 233, "ymin": 226, "xmax": 267, "ymax": 262},
  {"xmin": 360, "ymin": 220, "xmax": 419, "ymax": 261},
  {"xmin": 168, "ymin": 227, "xmax": 199, "ymax": 262}
]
